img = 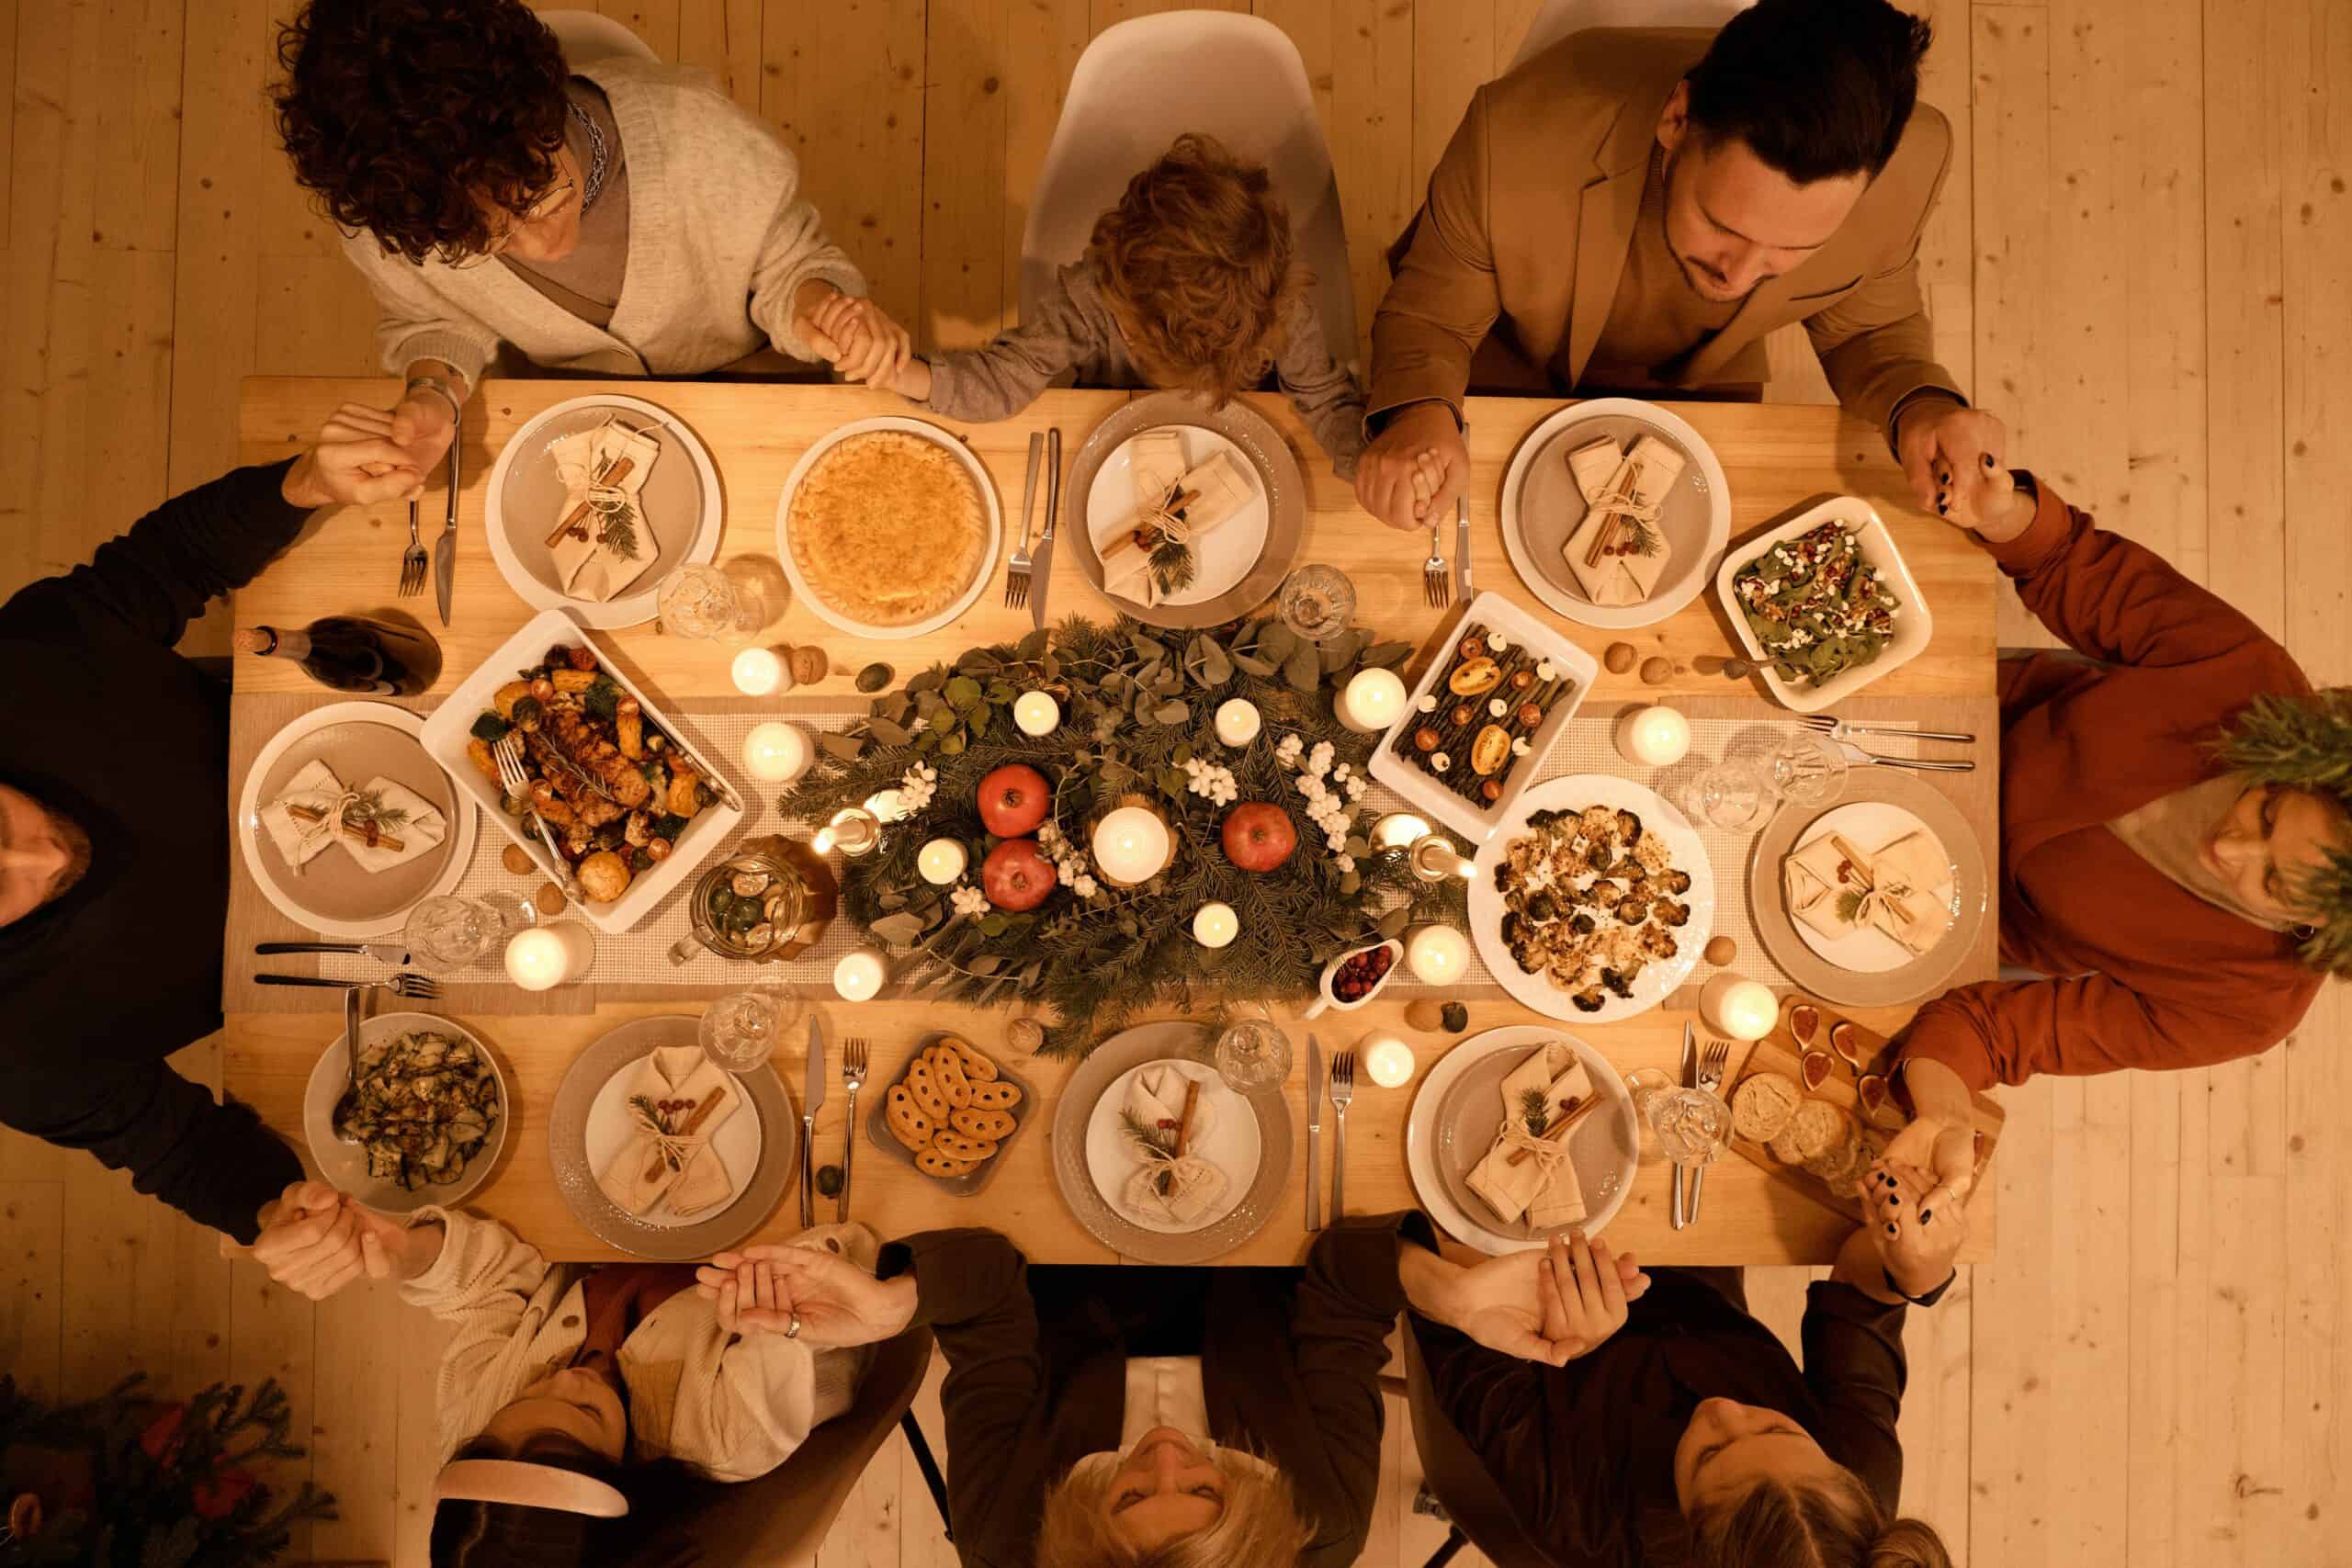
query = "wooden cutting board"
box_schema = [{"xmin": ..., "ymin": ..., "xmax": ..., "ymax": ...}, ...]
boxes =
[{"xmin": 1721, "ymin": 1000, "xmax": 2005, "ymax": 1223}]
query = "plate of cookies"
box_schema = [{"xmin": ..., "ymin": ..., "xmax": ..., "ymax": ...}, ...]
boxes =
[{"xmin": 865, "ymin": 1032, "xmax": 1035, "ymax": 1192}]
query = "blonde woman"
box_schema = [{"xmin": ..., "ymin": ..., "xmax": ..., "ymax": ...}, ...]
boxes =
[{"xmin": 697, "ymin": 1217, "xmax": 1629, "ymax": 1567}]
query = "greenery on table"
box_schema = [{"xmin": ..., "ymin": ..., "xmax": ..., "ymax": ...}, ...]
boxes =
[{"xmin": 782, "ymin": 615, "xmax": 1470, "ymax": 1058}]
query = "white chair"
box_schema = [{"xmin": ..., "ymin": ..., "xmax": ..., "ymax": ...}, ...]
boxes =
[
  {"xmin": 539, "ymin": 8, "xmax": 660, "ymax": 66},
  {"xmin": 1020, "ymin": 11, "xmax": 1359, "ymax": 369},
  {"xmin": 1506, "ymin": 0, "xmax": 1752, "ymax": 73}
]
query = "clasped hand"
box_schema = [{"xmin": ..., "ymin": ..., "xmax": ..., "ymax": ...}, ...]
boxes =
[{"xmin": 1445, "ymin": 1230, "xmax": 1649, "ymax": 1368}]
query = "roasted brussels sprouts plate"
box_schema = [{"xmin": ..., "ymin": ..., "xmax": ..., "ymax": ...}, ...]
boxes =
[{"xmin": 302, "ymin": 1012, "xmax": 508, "ymax": 1213}]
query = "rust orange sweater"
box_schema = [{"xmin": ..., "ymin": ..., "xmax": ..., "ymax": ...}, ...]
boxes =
[{"xmin": 1896, "ymin": 478, "xmax": 2323, "ymax": 1091}]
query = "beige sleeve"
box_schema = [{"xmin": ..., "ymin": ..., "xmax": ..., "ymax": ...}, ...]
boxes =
[
  {"xmin": 341, "ymin": 234, "xmax": 500, "ymax": 390},
  {"xmin": 1366, "ymin": 85, "xmax": 1504, "ymax": 428},
  {"xmin": 398, "ymin": 1207, "xmax": 560, "ymax": 1461},
  {"xmin": 730, "ymin": 115, "xmax": 870, "ymax": 362}
]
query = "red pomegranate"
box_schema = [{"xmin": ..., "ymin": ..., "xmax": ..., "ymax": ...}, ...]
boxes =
[
  {"xmin": 1220, "ymin": 803, "xmax": 1297, "ymax": 873},
  {"xmin": 977, "ymin": 763, "xmax": 1051, "ymax": 838},
  {"xmin": 981, "ymin": 838, "xmax": 1056, "ymax": 911}
]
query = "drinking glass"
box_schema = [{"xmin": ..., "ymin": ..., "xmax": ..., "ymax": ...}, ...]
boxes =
[
  {"xmin": 1765, "ymin": 728, "xmax": 1849, "ymax": 805},
  {"xmin": 659, "ymin": 563, "xmax": 761, "ymax": 645},
  {"xmin": 1277, "ymin": 565, "xmax": 1357, "ymax": 642},
  {"xmin": 1687, "ymin": 758, "xmax": 1772, "ymax": 831},
  {"xmin": 401, "ymin": 895, "xmax": 520, "ymax": 972},
  {"xmin": 1623, "ymin": 1067, "xmax": 1732, "ymax": 1168},
  {"xmin": 699, "ymin": 987, "xmax": 801, "ymax": 1075},
  {"xmin": 1213, "ymin": 1018, "xmax": 1294, "ymax": 1093}
]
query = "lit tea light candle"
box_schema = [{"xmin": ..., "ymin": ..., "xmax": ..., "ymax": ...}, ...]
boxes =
[
  {"xmin": 1338, "ymin": 667, "xmax": 1408, "ymax": 733},
  {"xmin": 918, "ymin": 838, "xmax": 968, "ymax": 886},
  {"xmin": 741, "ymin": 721, "xmax": 811, "ymax": 783},
  {"xmin": 813, "ymin": 807, "xmax": 880, "ymax": 857},
  {"xmin": 1615, "ymin": 705, "xmax": 1691, "ymax": 767},
  {"xmin": 1092, "ymin": 806, "xmax": 1172, "ymax": 885},
  {"xmin": 1363, "ymin": 1035, "xmax": 1417, "ymax": 1089},
  {"xmin": 730, "ymin": 646, "xmax": 787, "ymax": 696},
  {"xmin": 1700, "ymin": 972, "xmax": 1778, "ymax": 1042},
  {"xmin": 1192, "ymin": 900, "xmax": 1239, "ymax": 949},
  {"xmin": 832, "ymin": 948, "xmax": 887, "ymax": 1002},
  {"xmin": 1214, "ymin": 698, "xmax": 1262, "ymax": 748},
  {"xmin": 1371, "ymin": 812, "xmax": 1431, "ymax": 851},
  {"xmin": 504, "ymin": 923, "xmax": 593, "ymax": 991},
  {"xmin": 1012, "ymin": 691, "xmax": 1060, "ymax": 737},
  {"xmin": 1405, "ymin": 923, "xmax": 1470, "ymax": 985}
]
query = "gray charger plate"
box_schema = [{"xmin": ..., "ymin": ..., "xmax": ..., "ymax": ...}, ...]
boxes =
[
  {"xmin": 1431, "ymin": 1042, "xmax": 1637, "ymax": 1243},
  {"xmin": 863, "ymin": 1032, "xmax": 1037, "ymax": 1197}
]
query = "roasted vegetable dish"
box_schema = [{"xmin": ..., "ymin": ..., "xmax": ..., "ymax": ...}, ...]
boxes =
[
  {"xmin": 1495, "ymin": 805, "xmax": 1690, "ymax": 1011},
  {"xmin": 463, "ymin": 642, "xmax": 714, "ymax": 902},
  {"xmin": 1386, "ymin": 626, "xmax": 1577, "ymax": 809},
  {"xmin": 1731, "ymin": 522, "xmax": 1899, "ymax": 688},
  {"xmin": 334, "ymin": 1030, "xmax": 501, "ymax": 1190}
]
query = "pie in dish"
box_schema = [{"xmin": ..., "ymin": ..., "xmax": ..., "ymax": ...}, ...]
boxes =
[{"xmin": 786, "ymin": 431, "xmax": 988, "ymax": 627}]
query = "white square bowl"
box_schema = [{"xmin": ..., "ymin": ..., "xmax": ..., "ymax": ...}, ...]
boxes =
[
  {"xmin": 1712, "ymin": 497, "xmax": 1934, "ymax": 715},
  {"xmin": 417, "ymin": 608, "xmax": 743, "ymax": 934}
]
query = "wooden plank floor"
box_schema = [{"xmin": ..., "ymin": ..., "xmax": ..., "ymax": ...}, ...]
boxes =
[{"xmin": 3, "ymin": 1, "xmax": 2346, "ymax": 1562}]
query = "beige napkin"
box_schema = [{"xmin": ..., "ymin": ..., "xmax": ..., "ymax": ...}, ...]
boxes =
[
  {"xmin": 1122, "ymin": 1065, "xmax": 1217, "ymax": 1150},
  {"xmin": 596, "ymin": 1045, "xmax": 741, "ymax": 1217},
  {"xmin": 1465, "ymin": 1044, "xmax": 1592, "ymax": 1228},
  {"xmin": 1122, "ymin": 1156, "xmax": 1230, "ymax": 1227},
  {"xmin": 548, "ymin": 418, "xmax": 662, "ymax": 603},
  {"xmin": 338, "ymin": 775, "xmax": 447, "ymax": 874},
  {"xmin": 1566, "ymin": 436, "xmax": 1623, "ymax": 504},
  {"xmin": 1783, "ymin": 830, "xmax": 1954, "ymax": 956},
  {"xmin": 258, "ymin": 759, "xmax": 347, "ymax": 871},
  {"xmin": 1561, "ymin": 435, "xmax": 1683, "ymax": 605},
  {"xmin": 1128, "ymin": 431, "xmax": 1189, "ymax": 513},
  {"xmin": 1096, "ymin": 449, "xmax": 1255, "ymax": 606}
]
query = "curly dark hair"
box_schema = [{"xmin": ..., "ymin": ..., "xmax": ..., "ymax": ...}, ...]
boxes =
[{"xmin": 274, "ymin": 0, "xmax": 572, "ymax": 264}]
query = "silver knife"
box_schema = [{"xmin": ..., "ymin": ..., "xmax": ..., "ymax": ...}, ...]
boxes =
[
  {"xmin": 1454, "ymin": 424, "xmax": 1474, "ymax": 598},
  {"xmin": 254, "ymin": 940, "xmax": 413, "ymax": 967},
  {"xmin": 1304, "ymin": 1032, "xmax": 1324, "ymax": 1232},
  {"xmin": 1671, "ymin": 1021, "xmax": 1696, "ymax": 1230},
  {"xmin": 800, "ymin": 1014, "xmax": 827, "ymax": 1228},
  {"xmin": 433, "ymin": 429, "xmax": 460, "ymax": 626},
  {"xmin": 1030, "ymin": 426, "xmax": 1060, "ymax": 630}
]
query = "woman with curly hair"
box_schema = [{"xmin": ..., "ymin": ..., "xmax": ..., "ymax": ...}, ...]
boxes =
[
  {"xmin": 272, "ymin": 0, "xmax": 898, "ymax": 471},
  {"xmin": 822, "ymin": 133, "xmax": 1364, "ymax": 477},
  {"xmin": 1882, "ymin": 455, "xmax": 2351, "ymax": 1224}
]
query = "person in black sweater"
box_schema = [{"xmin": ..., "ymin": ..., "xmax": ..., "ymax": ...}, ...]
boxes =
[{"xmin": 0, "ymin": 404, "xmax": 428, "ymax": 1243}]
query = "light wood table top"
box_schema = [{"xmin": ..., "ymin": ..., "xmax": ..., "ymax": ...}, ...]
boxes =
[{"xmin": 227, "ymin": 376, "xmax": 2000, "ymax": 1266}]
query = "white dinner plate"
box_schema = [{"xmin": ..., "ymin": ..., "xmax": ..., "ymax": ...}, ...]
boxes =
[
  {"xmin": 1786, "ymin": 802, "xmax": 1954, "ymax": 975},
  {"xmin": 1080, "ymin": 425, "xmax": 1268, "ymax": 606},
  {"xmin": 1083, "ymin": 1058, "xmax": 1261, "ymax": 1235}
]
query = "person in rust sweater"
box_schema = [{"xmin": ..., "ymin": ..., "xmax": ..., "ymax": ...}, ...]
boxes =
[{"xmin": 1890, "ymin": 456, "xmax": 2349, "ymax": 1212}]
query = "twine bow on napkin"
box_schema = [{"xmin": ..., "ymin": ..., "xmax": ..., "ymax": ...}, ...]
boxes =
[
  {"xmin": 596, "ymin": 1045, "xmax": 741, "ymax": 1218},
  {"xmin": 1562, "ymin": 434, "xmax": 1684, "ymax": 606},
  {"xmin": 546, "ymin": 417, "xmax": 662, "ymax": 604},
  {"xmin": 1783, "ymin": 830, "xmax": 1953, "ymax": 956}
]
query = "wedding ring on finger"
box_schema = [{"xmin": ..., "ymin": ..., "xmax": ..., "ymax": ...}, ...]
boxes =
[{"xmin": 786, "ymin": 1312, "xmax": 802, "ymax": 1339}]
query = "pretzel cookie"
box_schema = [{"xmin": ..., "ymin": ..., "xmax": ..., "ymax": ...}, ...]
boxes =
[
  {"xmin": 914, "ymin": 1147, "xmax": 978, "ymax": 1179},
  {"xmin": 884, "ymin": 1085, "xmax": 938, "ymax": 1151},
  {"xmin": 905, "ymin": 1058, "xmax": 951, "ymax": 1122},
  {"xmin": 950, "ymin": 1107, "xmax": 1017, "ymax": 1143},
  {"xmin": 940, "ymin": 1034, "xmax": 1000, "ymax": 1082},
  {"xmin": 967, "ymin": 1078, "xmax": 1023, "ymax": 1111},
  {"xmin": 932, "ymin": 1130, "xmax": 999, "ymax": 1163},
  {"xmin": 928, "ymin": 1047, "xmax": 975, "ymax": 1111}
]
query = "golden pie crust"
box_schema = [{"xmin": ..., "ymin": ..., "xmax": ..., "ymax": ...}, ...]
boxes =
[{"xmin": 786, "ymin": 432, "xmax": 987, "ymax": 627}]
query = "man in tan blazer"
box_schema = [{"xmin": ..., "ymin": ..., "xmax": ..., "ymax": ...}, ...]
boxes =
[{"xmin": 1358, "ymin": 0, "xmax": 2004, "ymax": 531}]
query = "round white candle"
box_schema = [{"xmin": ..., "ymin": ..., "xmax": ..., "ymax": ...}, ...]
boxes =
[
  {"xmin": 1214, "ymin": 698, "xmax": 1262, "ymax": 748},
  {"xmin": 1092, "ymin": 806, "xmax": 1172, "ymax": 884},
  {"xmin": 1615, "ymin": 705, "xmax": 1691, "ymax": 767},
  {"xmin": 741, "ymin": 720, "xmax": 811, "ymax": 783},
  {"xmin": 1363, "ymin": 1035, "xmax": 1417, "ymax": 1089},
  {"xmin": 1700, "ymin": 972, "xmax": 1779, "ymax": 1041},
  {"xmin": 832, "ymin": 949, "xmax": 887, "ymax": 1001},
  {"xmin": 730, "ymin": 646, "xmax": 786, "ymax": 696},
  {"xmin": 504, "ymin": 923, "xmax": 592, "ymax": 991},
  {"xmin": 1192, "ymin": 900, "xmax": 1239, "ymax": 949},
  {"xmin": 1338, "ymin": 667, "xmax": 1408, "ymax": 733},
  {"xmin": 1404, "ymin": 923, "xmax": 1471, "ymax": 985},
  {"xmin": 918, "ymin": 838, "xmax": 969, "ymax": 886},
  {"xmin": 1012, "ymin": 691, "xmax": 1061, "ymax": 737}
]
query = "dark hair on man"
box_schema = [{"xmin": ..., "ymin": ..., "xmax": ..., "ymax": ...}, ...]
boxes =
[
  {"xmin": 1683, "ymin": 0, "xmax": 1935, "ymax": 183},
  {"xmin": 273, "ymin": 0, "xmax": 572, "ymax": 265}
]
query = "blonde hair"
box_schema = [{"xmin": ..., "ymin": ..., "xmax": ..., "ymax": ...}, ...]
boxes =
[
  {"xmin": 1090, "ymin": 132, "xmax": 1308, "ymax": 408},
  {"xmin": 1035, "ymin": 1451, "xmax": 1314, "ymax": 1568},
  {"xmin": 1672, "ymin": 1472, "xmax": 1953, "ymax": 1568}
]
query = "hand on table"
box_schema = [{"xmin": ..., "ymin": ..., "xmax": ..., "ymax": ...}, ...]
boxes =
[
  {"xmin": 1354, "ymin": 402, "xmax": 1468, "ymax": 531},
  {"xmin": 695, "ymin": 1245, "xmax": 914, "ymax": 1347},
  {"xmin": 1861, "ymin": 1156, "xmax": 1965, "ymax": 1299},
  {"xmin": 1444, "ymin": 1231, "xmax": 1647, "ymax": 1366},
  {"xmin": 235, "ymin": 1180, "xmax": 418, "ymax": 1299},
  {"xmin": 798, "ymin": 288, "xmax": 917, "ymax": 391},
  {"xmin": 389, "ymin": 385, "xmax": 460, "ymax": 473},
  {"xmin": 279, "ymin": 403, "xmax": 431, "ymax": 509}
]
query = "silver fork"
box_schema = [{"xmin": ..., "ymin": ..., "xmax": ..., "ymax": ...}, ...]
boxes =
[
  {"xmin": 493, "ymin": 734, "xmax": 586, "ymax": 902},
  {"xmin": 255, "ymin": 972, "xmax": 443, "ymax": 1000},
  {"xmin": 1687, "ymin": 1040, "xmax": 1731, "ymax": 1224},
  {"xmin": 1422, "ymin": 521, "xmax": 1451, "ymax": 607},
  {"xmin": 837, "ymin": 1038, "xmax": 868, "ymax": 1220},
  {"xmin": 1798, "ymin": 714, "xmax": 1976, "ymax": 745},
  {"xmin": 1329, "ymin": 1051, "xmax": 1356, "ymax": 1220},
  {"xmin": 1004, "ymin": 432, "xmax": 1043, "ymax": 609},
  {"xmin": 398, "ymin": 499, "xmax": 428, "ymax": 595}
]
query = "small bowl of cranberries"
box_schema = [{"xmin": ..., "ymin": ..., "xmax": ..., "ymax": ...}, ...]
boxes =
[{"xmin": 1305, "ymin": 937, "xmax": 1404, "ymax": 1019}]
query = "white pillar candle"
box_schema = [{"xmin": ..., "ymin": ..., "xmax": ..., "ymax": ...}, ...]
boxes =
[
  {"xmin": 1092, "ymin": 806, "xmax": 1172, "ymax": 884},
  {"xmin": 1214, "ymin": 698, "xmax": 1262, "ymax": 748},
  {"xmin": 1338, "ymin": 667, "xmax": 1408, "ymax": 733},
  {"xmin": 730, "ymin": 646, "xmax": 787, "ymax": 696},
  {"xmin": 1363, "ymin": 1035, "xmax": 1417, "ymax": 1089},
  {"xmin": 1404, "ymin": 923, "xmax": 1471, "ymax": 985},
  {"xmin": 1614, "ymin": 705, "xmax": 1691, "ymax": 767},
  {"xmin": 1012, "ymin": 691, "xmax": 1061, "ymax": 737},
  {"xmin": 917, "ymin": 838, "xmax": 969, "ymax": 886},
  {"xmin": 504, "ymin": 922, "xmax": 593, "ymax": 991},
  {"xmin": 1192, "ymin": 900, "xmax": 1239, "ymax": 949},
  {"xmin": 832, "ymin": 948, "xmax": 887, "ymax": 1001},
  {"xmin": 741, "ymin": 720, "xmax": 811, "ymax": 783},
  {"xmin": 1700, "ymin": 972, "xmax": 1779, "ymax": 1042}
]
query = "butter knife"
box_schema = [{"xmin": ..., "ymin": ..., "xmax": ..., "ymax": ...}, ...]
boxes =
[
  {"xmin": 1030, "ymin": 426, "xmax": 1060, "ymax": 630},
  {"xmin": 1305, "ymin": 1032, "xmax": 1324, "ymax": 1232},
  {"xmin": 255, "ymin": 940, "xmax": 413, "ymax": 967},
  {"xmin": 801, "ymin": 1014, "xmax": 827, "ymax": 1228},
  {"xmin": 432, "ymin": 430, "xmax": 460, "ymax": 626},
  {"xmin": 1671, "ymin": 1021, "xmax": 1696, "ymax": 1230},
  {"xmin": 1454, "ymin": 490, "xmax": 1474, "ymax": 599}
]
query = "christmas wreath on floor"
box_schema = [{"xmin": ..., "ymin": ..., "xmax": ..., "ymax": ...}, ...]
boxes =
[{"xmin": 782, "ymin": 615, "xmax": 1470, "ymax": 1057}]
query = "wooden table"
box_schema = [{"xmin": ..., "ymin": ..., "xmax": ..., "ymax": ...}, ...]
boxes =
[{"xmin": 226, "ymin": 377, "xmax": 2000, "ymax": 1266}]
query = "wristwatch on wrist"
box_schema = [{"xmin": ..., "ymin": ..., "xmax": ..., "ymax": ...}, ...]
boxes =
[
  {"xmin": 405, "ymin": 373, "xmax": 465, "ymax": 423},
  {"xmin": 1882, "ymin": 1266, "xmax": 1956, "ymax": 1308}
]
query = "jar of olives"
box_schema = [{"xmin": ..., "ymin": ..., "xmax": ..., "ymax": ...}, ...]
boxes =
[{"xmin": 671, "ymin": 835, "xmax": 839, "ymax": 965}]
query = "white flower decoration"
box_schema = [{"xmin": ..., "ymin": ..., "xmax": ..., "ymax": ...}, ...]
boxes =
[
  {"xmin": 1337, "ymin": 853, "xmax": 1356, "ymax": 874},
  {"xmin": 1074, "ymin": 874, "xmax": 1100, "ymax": 898},
  {"xmin": 950, "ymin": 884, "xmax": 989, "ymax": 916}
]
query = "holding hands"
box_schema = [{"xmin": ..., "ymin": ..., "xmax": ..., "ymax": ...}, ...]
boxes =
[
  {"xmin": 1894, "ymin": 399, "xmax": 2032, "ymax": 540},
  {"xmin": 237, "ymin": 1180, "xmax": 429, "ymax": 1300},
  {"xmin": 1861, "ymin": 1151, "xmax": 1966, "ymax": 1300},
  {"xmin": 279, "ymin": 403, "xmax": 436, "ymax": 510},
  {"xmin": 797, "ymin": 285, "xmax": 920, "ymax": 394},
  {"xmin": 1354, "ymin": 402, "xmax": 1470, "ymax": 531},
  {"xmin": 1418, "ymin": 1230, "xmax": 1649, "ymax": 1367},
  {"xmin": 694, "ymin": 1245, "xmax": 917, "ymax": 1347}
]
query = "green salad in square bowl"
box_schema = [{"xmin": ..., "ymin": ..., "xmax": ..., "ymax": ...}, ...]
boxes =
[{"xmin": 1731, "ymin": 522, "xmax": 1901, "ymax": 689}]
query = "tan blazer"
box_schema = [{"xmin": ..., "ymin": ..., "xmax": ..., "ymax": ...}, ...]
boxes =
[{"xmin": 1368, "ymin": 28, "xmax": 1962, "ymax": 439}]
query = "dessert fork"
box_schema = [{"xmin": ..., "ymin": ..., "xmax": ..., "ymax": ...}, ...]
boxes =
[
  {"xmin": 1422, "ymin": 522, "xmax": 1452, "ymax": 607},
  {"xmin": 1328, "ymin": 1050, "xmax": 1356, "ymax": 1220},
  {"xmin": 1005, "ymin": 432, "xmax": 1042, "ymax": 609},
  {"xmin": 1687, "ymin": 1039, "xmax": 1730, "ymax": 1224},
  {"xmin": 255, "ymin": 972, "xmax": 442, "ymax": 1000},
  {"xmin": 493, "ymin": 734, "xmax": 586, "ymax": 902},
  {"xmin": 398, "ymin": 499, "xmax": 428, "ymax": 595},
  {"xmin": 838, "ymin": 1038, "xmax": 868, "ymax": 1221}
]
